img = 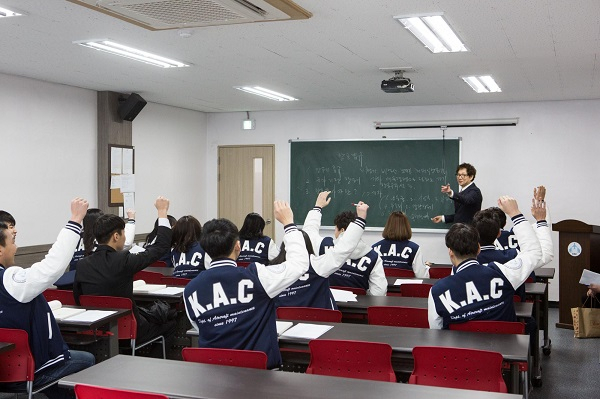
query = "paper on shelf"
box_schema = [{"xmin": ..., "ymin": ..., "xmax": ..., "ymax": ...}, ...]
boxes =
[
  {"xmin": 279, "ymin": 323, "xmax": 333, "ymax": 339},
  {"xmin": 394, "ymin": 279, "xmax": 423, "ymax": 286},
  {"xmin": 153, "ymin": 287, "xmax": 185, "ymax": 295},
  {"xmin": 132, "ymin": 280, "xmax": 167, "ymax": 293},
  {"xmin": 276, "ymin": 321, "xmax": 294, "ymax": 335},
  {"xmin": 579, "ymin": 269, "xmax": 600, "ymax": 285},
  {"xmin": 330, "ymin": 288, "xmax": 357, "ymax": 302},
  {"xmin": 64, "ymin": 310, "xmax": 117, "ymax": 323}
]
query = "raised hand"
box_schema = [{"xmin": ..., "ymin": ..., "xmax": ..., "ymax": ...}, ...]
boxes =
[
  {"xmin": 274, "ymin": 200, "xmax": 294, "ymax": 226},
  {"xmin": 315, "ymin": 191, "xmax": 332, "ymax": 208},
  {"xmin": 70, "ymin": 198, "xmax": 89, "ymax": 224},
  {"xmin": 497, "ymin": 196, "xmax": 520, "ymax": 218}
]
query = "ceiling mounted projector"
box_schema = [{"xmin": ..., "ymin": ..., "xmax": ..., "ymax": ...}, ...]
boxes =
[{"xmin": 381, "ymin": 70, "xmax": 414, "ymax": 93}]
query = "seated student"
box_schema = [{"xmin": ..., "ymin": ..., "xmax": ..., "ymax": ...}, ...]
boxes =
[
  {"xmin": 303, "ymin": 191, "xmax": 386, "ymax": 296},
  {"xmin": 489, "ymin": 207, "xmax": 520, "ymax": 251},
  {"xmin": 237, "ymin": 212, "xmax": 280, "ymax": 264},
  {"xmin": 184, "ymin": 201, "xmax": 322, "ymax": 369},
  {"xmin": 74, "ymin": 197, "xmax": 176, "ymax": 347},
  {"xmin": 144, "ymin": 215, "xmax": 177, "ymax": 267},
  {"xmin": 372, "ymin": 211, "xmax": 430, "ymax": 278},
  {"xmin": 273, "ymin": 206, "xmax": 368, "ymax": 309},
  {"xmin": 0, "ymin": 200, "xmax": 95, "ymax": 397},
  {"xmin": 428, "ymin": 196, "xmax": 552, "ymax": 329},
  {"xmin": 171, "ymin": 215, "xmax": 210, "ymax": 278},
  {"xmin": 0, "ymin": 210, "xmax": 17, "ymax": 240}
]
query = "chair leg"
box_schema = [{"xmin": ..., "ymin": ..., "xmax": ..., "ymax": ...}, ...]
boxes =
[
  {"xmin": 27, "ymin": 381, "xmax": 33, "ymax": 399},
  {"xmin": 161, "ymin": 336, "xmax": 166, "ymax": 359},
  {"xmin": 131, "ymin": 338, "xmax": 136, "ymax": 356},
  {"xmin": 522, "ymin": 370, "xmax": 529, "ymax": 399}
]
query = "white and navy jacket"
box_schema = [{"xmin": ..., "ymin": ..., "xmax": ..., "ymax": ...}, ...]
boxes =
[
  {"xmin": 428, "ymin": 214, "xmax": 553, "ymax": 329},
  {"xmin": 237, "ymin": 236, "xmax": 280, "ymax": 265},
  {"xmin": 183, "ymin": 224, "xmax": 309, "ymax": 369},
  {"xmin": 372, "ymin": 239, "xmax": 430, "ymax": 278},
  {"xmin": 0, "ymin": 221, "xmax": 81, "ymax": 372},
  {"xmin": 172, "ymin": 241, "xmax": 210, "ymax": 279}
]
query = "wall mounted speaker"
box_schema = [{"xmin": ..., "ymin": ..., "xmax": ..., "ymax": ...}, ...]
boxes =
[{"xmin": 118, "ymin": 93, "xmax": 147, "ymax": 121}]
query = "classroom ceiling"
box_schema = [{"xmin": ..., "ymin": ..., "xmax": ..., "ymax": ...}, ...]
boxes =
[{"xmin": 1, "ymin": 0, "xmax": 600, "ymax": 112}]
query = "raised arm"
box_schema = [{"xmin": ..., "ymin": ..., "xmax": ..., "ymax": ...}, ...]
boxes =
[
  {"xmin": 531, "ymin": 193, "xmax": 554, "ymax": 267},
  {"xmin": 4, "ymin": 198, "xmax": 88, "ymax": 303},
  {"xmin": 123, "ymin": 208, "xmax": 136, "ymax": 250},
  {"xmin": 302, "ymin": 191, "xmax": 331, "ymax": 251}
]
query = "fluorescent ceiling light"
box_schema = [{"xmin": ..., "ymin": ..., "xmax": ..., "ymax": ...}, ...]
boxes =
[
  {"xmin": 462, "ymin": 75, "xmax": 502, "ymax": 93},
  {"xmin": 234, "ymin": 86, "xmax": 298, "ymax": 102},
  {"xmin": 394, "ymin": 14, "xmax": 467, "ymax": 53},
  {"xmin": 0, "ymin": 6, "xmax": 22, "ymax": 17},
  {"xmin": 74, "ymin": 40, "xmax": 189, "ymax": 68}
]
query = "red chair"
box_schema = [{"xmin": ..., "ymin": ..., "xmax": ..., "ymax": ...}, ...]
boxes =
[
  {"xmin": 276, "ymin": 307, "xmax": 342, "ymax": 322},
  {"xmin": 43, "ymin": 289, "xmax": 76, "ymax": 305},
  {"xmin": 306, "ymin": 339, "xmax": 396, "ymax": 382},
  {"xmin": 133, "ymin": 271, "xmax": 164, "ymax": 284},
  {"xmin": 75, "ymin": 384, "xmax": 168, "ymax": 399},
  {"xmin": 400, "ymin": 283, "xmax": 432, "ymax": 298},
  {"xmin": 409, "ymin": 346, "xmax": 507, "ymax": 393},
  {"xmin": 236, "ymin": 261, "xmax": 251, "ymax": 267},
  {"xmin": 330, "ymin": 286, "xmax": 367, "ymax": 296},
  {"xmin": 181, "ymin": 348, "xmax": 267, "ymax": 369},
  {"xmin": 368, "ymin": 306, "xmax": 429, "ymax": 328},
  {"xmin": 383, "ymin": 268, "xmax": 415, "ymax": 277},
  {"xmin": 0, "ymin": 328, "xmax": 52, "ymax": 399},
  {"xmin": 161, "ymin": 277, "xmax": 191, "ymax": 286},
  {"xmin": 429, "ymin": 267, "xmax": 452, "ymax": 279},
  {"xmin": 148, "ymin": 260, "xmax": 168, "ymax": 268},
  {"xmin": 78, "ymin": 295, "xmax": 166, "ymax": 359}
]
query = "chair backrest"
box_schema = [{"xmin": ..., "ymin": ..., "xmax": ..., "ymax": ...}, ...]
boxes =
[
  {"xmin": 161, "ymin": 277, "xmax": 191, "ymax": 286},
  {"xmin": 276, "ymin": 307, "xmax": 342, "ymax": 322},
  {"xmin": 306, "ymin": 339, "xmax": 396, "ymax": 382},
  {"xmin": 43, "ymin": 289, "xmax": 76, "ymax": 305},
  {"xmin": 78, "ymin": 295, "xmax": 136, "ymax": 340},
  {"xmin": 383, "ymin": 268, "xmax": 415, "ymax": 278},
  {"xmin": 75, "ymin": 384, "xmax": 168, "ymax": 399},
  {"xmin": 368, "ymin": 306, "xmax": 429, "ymax": 328},
  {"xmin": 428, "ymin": 267, "xmax": 452, "ymax": 279},
  {"xmin": 181, "ymin": 348, "xmax": 267, "ymax": 370},
  {"xmin": 400, "ymin": 283, "xmax": 433, "ymax": 298},
  {"xmin": 148, "ymin": 260, "xmax": 168, "ymax": 268},
  {"xmin": 236, "ymin": 261, "xmax": 251, "ymax": 268},
  {"xmin": 133, "ymin": 270, "xmax": 164, "ymax": 284},
  {"xmin": 329, "ymin": 286, "xmax": 367, "ymax": 296},
  {"xmin": 449, "ymin": 320, "xmax": 526, "ymax": 335},
  {"xmin": 409, "ymin": 346, "xmax": 507, "ymax": 392},
  {"xmin": 0, "ymin": 328, "xmax": 35, "ymax": 384}
]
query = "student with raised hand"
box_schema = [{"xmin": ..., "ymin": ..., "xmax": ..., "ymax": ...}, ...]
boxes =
[
  {"xmin": 273, "ymin": 201, "xmax": 369, "ymax": 309},
  {"xmin": 303, "ymin": 191, "xmax": 387, "ymax": 296},
  {"xmin": 372, "ymin": 211, "xmax": 430, "ymax": 278},
  {"xmin": 237, "ymin": 212, "xmax": 280, "ymax": 265},
  {"xmin": 428, "ymin": 196, "xmax": 551, "ymax": 329},
  {"xmin": 144, "ymin": 214, "xmax": 177, "ymax": 266},
  {"xmin": 171, "ymin": 215, "xmax": 210, "ymax": 278},
  {"xmin": 0, "ymin": 198, "xmax": 95, "ymax": 396},
  {"xmin": 183, "ymin": 201, "xmax": 309, "ymax": 369}
]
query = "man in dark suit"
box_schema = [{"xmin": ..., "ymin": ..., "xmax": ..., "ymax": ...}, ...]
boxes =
[{"xmin": 432, "ymin": 163, "xmax": 483, "ymax": 225}]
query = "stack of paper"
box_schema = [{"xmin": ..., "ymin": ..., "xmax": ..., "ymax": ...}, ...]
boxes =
[
  {"xmin": 133, "ymin": 280, "xmax": 167, "ymax": 293},
  {"xmin": 279, "ymin": 323, "xmax": 334, "ymax": 339},
  {"xmin": 48, "ymin": 300, "xmax": 87, "ymax": 321},
  {"xmin": 394, "ymin": 278, "xmax": 423, "ymax": 286},
  {"xmin": 63, "ymin": 310, "xmax": 117, "ymax": 323},
  {"xmin": 276, "ymin": 321, "xmax": 294, "ymax": 335},
  {"xmin": 153, "ymin": 287, "xmax": 185, "ymax": 295},
  {"xmin": 330, "ymin": 288, "xmax": 358, "ymax": 302}
]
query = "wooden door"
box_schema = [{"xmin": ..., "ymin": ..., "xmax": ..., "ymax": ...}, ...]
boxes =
[{"xmin": 218, "ymin": 145, "xmax": 275, "ymax": 239}]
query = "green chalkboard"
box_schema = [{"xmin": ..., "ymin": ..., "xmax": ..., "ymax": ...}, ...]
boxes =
[{"xmin": 290, "ymin": 139, "xmax": 461, "ymax": 230}]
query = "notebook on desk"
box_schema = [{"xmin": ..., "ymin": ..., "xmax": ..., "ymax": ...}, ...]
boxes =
[
  {"xmin": 279, "ymin": 323, "xmax": 333, "ymax": 339},
  {"xmin": 132, "ymin": 280, "xmax": 167, "ymax": 293},
  {"xmin": 49, "ymin": 300, "xmax": 87, "ymax": 321}
]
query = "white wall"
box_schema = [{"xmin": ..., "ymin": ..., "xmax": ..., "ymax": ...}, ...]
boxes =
[{"xmin": 207, "ymin": 99, "xmax": 600, "ymax": 301}]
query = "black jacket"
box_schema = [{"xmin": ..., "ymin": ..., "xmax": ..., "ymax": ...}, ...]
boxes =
[{"xmin": 444, "ymin": 183, "xmax": 483, "ymax": 224}]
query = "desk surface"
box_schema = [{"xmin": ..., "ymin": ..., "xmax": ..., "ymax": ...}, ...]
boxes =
[
  {"xmin": 0, "ymin": 342, "xmax": 15, "ymax": 354},
  {"xmin": 145, "ymin": 267, "xmax": 174, "ymax": 276},
  {"xmin": 56, "ymin": 307, "xmax": 131, "ymax": 331},
  {"xmin": 387, "ymin": 277, "xmax": 547, "ymax": 294},
  {"xmin": 59, "ymin": 355, "xmax": 521, "ymax": 399}
]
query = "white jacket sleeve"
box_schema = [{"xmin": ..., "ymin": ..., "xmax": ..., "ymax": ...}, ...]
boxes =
[
  {"xmin": 3, "ymin": 221, "xmax": 82, "ymax": 303},
  {"xmin": 302, "ymin": 208, "xmax": 326, "ymax": 254},
  {"xmin": 267, "ymin": 239, "xmax": 280, "ymax": 261},
  {"xmin": 255, "ymin": 225, "xmax": 310, "ymax": 298},
  {"xmin": 367, "ymin": 256, "xmax": 387, "ymax": 296},
  {"xmin": 311, "ymin": 218, "xmax": 366, "ymax": 278},
  {"xmin": 123, "ymin": 220, "xmax": 136, "ymax": 250},
  {"xmin": 534, "ymin": 205, "xmax": 553, "ymax": 267},
  {"xmin": 412, "ymin": 247, "xmax": 430, "ymax": 278},
  {"xmin": 497, "ymin": 214, "xmax": 543, "ymax": 290},
  {"xmin": 428, "ymin": 291, "xmax": 443, "ymax": 329}
]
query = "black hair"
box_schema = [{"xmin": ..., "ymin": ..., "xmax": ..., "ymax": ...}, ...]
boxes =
[
  {"xmin": 94, "ymin": 214, "xmax": 126, "ymax": 245},
  {"xmin": 456, "ymin": 163, "xmax": 477, "ymax": 180},
  {"xmin": 0, "ymin": 211, "xmax": 15, "ymax": 226},
  {"xmin": 145, "ymin": 215, "xmax": 177, "ymax": 246},
  {"xmin": 0, "ymin": 222, "xmax": 8, "ymax": 247},
  {"xmin": 269, "ymin": 230, "xmax": 314, "ymax": 265},
  {"xmin": 239, "ymin": 213, "xmax": 266, "ymax": 240},
  {"xmin": 83, "ymin": 208, "xmax": 104, "ymax": 256},
  {"xmin": 445, "ymin": 223, "xmax": 480, "ymax": 258},
  {"xmin": 172, "ymin": 215, "xmax": 202, "ymax": 253},
  {"xmin": 333, "ymin": 211, "xmax": 356, "ymax": 231},
  {"xmin": 200, "ymin": 218, "xmax": 239, "ymax": 259},
  {"xmin": 472, "ymin": 210, "xmax": 501, "ymax": 246},
  {"xmin": 488, "ymin": 207, "xmax": 507, "ymax": 229}
]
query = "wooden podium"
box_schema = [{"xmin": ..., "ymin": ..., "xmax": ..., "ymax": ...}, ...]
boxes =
[{"xmin": 552, "ymin": 220, "xmax": 600, "ymax": 328}]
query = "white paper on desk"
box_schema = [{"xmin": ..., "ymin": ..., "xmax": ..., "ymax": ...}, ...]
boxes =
[
  {"xmin": 129, "ymin": 244, "xmax": 146, "ymax": 254},
  {"xmin": 579, "ymin": 269, "xmax": 600, "ymax": 285},
  {"xmin": 276, "ymin": 321, "xmax": 294, "ymax": 335},
  {"xmin": 123, "ymin": 192, "xmax": 135, "ymax": 211},
  {"xmin": 120, "ymin": 174, "xmax": 135, "ymax": 193},
  {"xmin": 49, "ymin": 301, "xmax": 88, "ymax": 321},
  {"xmin": 153, "ymin": 287, "xmax": 185, "ymax": 295},
  {"xmin": 110, "ymin": 175, "xmax": 122, "ymax": 189},
  {"xmin": 394, "ymin": 279, "xmax": 423, "ymax": 286},
  {"xmin": 122, "ymin": 148, "xmax": 134, "ymax": 174},
  {"xmin": 279, "ymin": 323, "xmax": 333, "ymax": 339},
  {"xmin": 111, "ymin": 147, "xmax": 123, "ymax": 174},
  {"xmin": 133, "ymin": 280, "xmax": 167, "ymax": 292},
  {"xmin": 330, "ymin": 288, "xmax": 357, "ymax": 302},
  {"xmin": 64, "ymin": 310, "xmax": 116, "ymax": 322}
]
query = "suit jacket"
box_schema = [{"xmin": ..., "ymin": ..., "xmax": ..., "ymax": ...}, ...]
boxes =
[
  {"xmin": 444, "ymin": 183, "xmax": 483, "ymax": 224},
  {"xmin": 73, "ymin": 224, "xmax": 172, "ymax": 322}
]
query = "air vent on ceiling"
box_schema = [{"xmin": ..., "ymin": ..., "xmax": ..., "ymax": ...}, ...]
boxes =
[{"xmin": 68, "ymin": 0, "xmax": 311, "ymax": 30}]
